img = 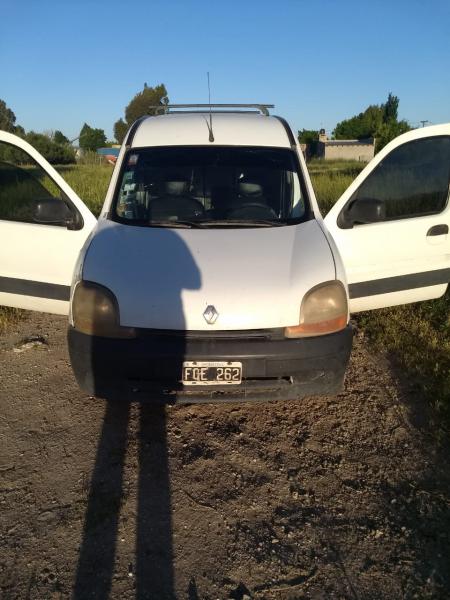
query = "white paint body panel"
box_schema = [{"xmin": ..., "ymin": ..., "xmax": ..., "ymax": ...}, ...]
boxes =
[
  {"xmin": 0, "ymin": 131, "xmax": 97, "ymax": 314},
  {"xmin": 0, "ymin": 131, "xmax": 97, "ymax": 315},
  {"xmin": 0, "ymin": 220, "xmax": 96, "ymax": 315},
  {"xmin": 0, "ymin": 291, "xmax": 69, "ymax": 316},
  {"xmin": 82, "ymin": 219, "xmax": 336, "ymax": 330},
  {"xmin": 325, "ymin": 124, "xmax": 450, "ymax": 312},
  {"xmin": 131, "ymin": 113, "xmax": 291, "ymax": 149},
  {"xmin": 349, "ymin": 285, "xmax": 447, "ymax": 313}
]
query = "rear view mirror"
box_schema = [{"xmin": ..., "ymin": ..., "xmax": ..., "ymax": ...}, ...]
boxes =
[
  {"xmin": 34, "ymin": 198, "xmax": 78, "ymax": 229},
  {"xmin": 339, "ymin": 198, "xmax": 386, "ymax": 229}
]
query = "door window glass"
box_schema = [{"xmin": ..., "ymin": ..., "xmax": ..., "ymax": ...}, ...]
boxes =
[
  {"xmin": 0, "ymin": 141, "xmax": 73, "ymax": 225},
  {"xmin": 348, "ymin": 136, "xmax": 450, "ymax": 222}
]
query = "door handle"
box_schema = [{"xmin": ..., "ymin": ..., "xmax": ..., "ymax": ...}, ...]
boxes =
[{"xmin": 427, "ymin": 224, "xmax": 449, "ymax": 236}]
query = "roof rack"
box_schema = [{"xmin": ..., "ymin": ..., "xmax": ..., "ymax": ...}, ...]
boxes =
[{"xmin": 148, "ymin": 104, "xmax": 275, "ymax": 116}]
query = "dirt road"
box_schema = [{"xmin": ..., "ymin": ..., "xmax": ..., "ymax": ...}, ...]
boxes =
[{"xmin": 1, "ymin": 312, "xmax": 449, "ymax": 599}]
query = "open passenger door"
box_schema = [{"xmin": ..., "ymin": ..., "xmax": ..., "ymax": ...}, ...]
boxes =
[
  {"xmin": 0, "ymin": 131, "xmax": 97, "ymax": 315},
  {"xmin": 324, "ymin": 124, "xmax": 450, "ymax": 313}
]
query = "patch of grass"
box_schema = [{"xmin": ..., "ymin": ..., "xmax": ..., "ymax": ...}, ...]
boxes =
[
  {"xmin": 311, "ymin": 171, "xmax": 355, "ymax": 215},
  {"xmin": 309, "ymin": 160, "xmax": 366, "ymax": 215},
  {"xmin": 0, "ymin": 307, "xmax": 22, "ymax": 332},
  {"xmin": 308, "ymin": 158, "xmax": 367, "ymax": 174},
  {"xmin": 56, "ymin": 164, "xmax": 112, "ymax": 217},
  {"xmin": 357, "ymin": 291, "xmax": 450, "ymax": 431}
]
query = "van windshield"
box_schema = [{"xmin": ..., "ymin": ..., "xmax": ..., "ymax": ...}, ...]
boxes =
[{"xmin": 113, "ymin": 146, "xmax": 309, "ymax": 227}]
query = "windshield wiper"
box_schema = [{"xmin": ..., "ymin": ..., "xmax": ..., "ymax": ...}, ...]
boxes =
[
  {"xmin": 146, "ymin": 219, "xmax": 289, "ymax": 229},
  {"xmin": 194, "ymin": 219, "xmax": 286, "ymax": 228},
  {"xmin": 147, "ymin": 220, "xmax": 200, "ymax": 228}
]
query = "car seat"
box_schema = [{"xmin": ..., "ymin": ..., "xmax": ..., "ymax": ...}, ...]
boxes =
[{"xmin": 149, "ymin": 177, "xmax": 205, "ymax": 221}]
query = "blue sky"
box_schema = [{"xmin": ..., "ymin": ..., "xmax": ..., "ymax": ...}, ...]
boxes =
[{"xmin": 1, "ymin": 0, "xmax": 449, "ymax": 141}]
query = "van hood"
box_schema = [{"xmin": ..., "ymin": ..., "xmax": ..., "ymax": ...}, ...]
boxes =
[{"xmin": 82, "ymin": 220, "xmax": 335, "ymax": 330}]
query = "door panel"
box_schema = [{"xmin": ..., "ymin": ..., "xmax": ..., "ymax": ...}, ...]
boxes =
[
  {"xmin": 324, "ymin": 125, "xmax": 450, "ymax": 312},
  {"xmin": 0, "ymin": 132, "xmax": 96, "ymax": 315}
]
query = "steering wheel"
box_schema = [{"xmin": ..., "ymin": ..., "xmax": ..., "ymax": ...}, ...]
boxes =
[{"xmin": 227, "ymin": 203, "xmax": 278, "ymax": 220}]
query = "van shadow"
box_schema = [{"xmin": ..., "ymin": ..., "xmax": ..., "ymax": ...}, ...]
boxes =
[{"xmin": 73, "ymin": 228, "xmax": 202, "ymax": 599}]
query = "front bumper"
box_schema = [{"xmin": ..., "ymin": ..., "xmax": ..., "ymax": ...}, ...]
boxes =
[{"xmin": 68, "ymin": 325, "xmax": 353, "ymax": 402}]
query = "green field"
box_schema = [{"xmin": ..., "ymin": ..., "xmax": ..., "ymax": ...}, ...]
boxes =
[
  {"xmin": 56, "ymin": 164, "xmax": 113, "ymax": 217},
  {"xmin": 308, "ymin": 159, "xmax": 364, "ymax": 215},
  {"xmin": 1, "ymin": 161, "xmax": 448, "ymax": 428}
]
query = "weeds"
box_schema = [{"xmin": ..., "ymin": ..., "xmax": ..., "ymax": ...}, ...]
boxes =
[
  {"xmin": 57, "ymin": 164, "xmax": 113, "ymax": 217},
  {"xmin": 357, "ymin": 292, "xmax": 450, "ymax": 432},
  {"xmin": 308, "ymin": 158, "xmax": 367, "ymax": 173},
  {"xmin": 0, "ymin": 307, "xmax": 22, "ymax": 332},
  {"xmin": 310, "ymin": 171, "xmax": 354, "ymax": 214}
]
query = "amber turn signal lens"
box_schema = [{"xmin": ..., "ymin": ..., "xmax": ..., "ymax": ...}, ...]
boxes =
[
  {"xmin": 284, "ymin": 281, "xmax": 348, "ymax": 338},
  {"xmin": 285, "ymin": 314, "xmax": 348, "ymax": 338}
]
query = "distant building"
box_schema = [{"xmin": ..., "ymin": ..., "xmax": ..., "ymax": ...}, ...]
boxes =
[
  {"xmin": 97, "ymin": 147, "xmax": 120, "ymax": 157},
  {"xmin": 315, "ymin": 129, "xmax": 375, "ymax": 162},
  {"xmin": 96, "ymin": 147, "xmax": 120, "ymax": 164}
]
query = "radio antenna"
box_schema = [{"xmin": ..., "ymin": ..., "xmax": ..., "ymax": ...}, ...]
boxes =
[{"xmin": 207, "ymin": 72, "xmax": 214, "ymax": 142}]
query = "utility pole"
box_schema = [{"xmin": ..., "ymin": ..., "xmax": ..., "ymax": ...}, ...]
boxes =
[{"xmin": 420, "ymin": 120, "xmax": 429, "ymax": 127}]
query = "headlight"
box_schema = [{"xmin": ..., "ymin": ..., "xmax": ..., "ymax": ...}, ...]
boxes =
[
  {"xmin": 285, "ymin": 281, "xmax": 348, "ymax": 338},
  {"xmin": 72, "ymin": 281, "xmax": 136, "ymax": 338}
]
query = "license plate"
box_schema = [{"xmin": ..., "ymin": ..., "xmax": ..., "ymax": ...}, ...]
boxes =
[{"xmin": 182, "ymin": 361, "xmax": 242, "ymax": 385}]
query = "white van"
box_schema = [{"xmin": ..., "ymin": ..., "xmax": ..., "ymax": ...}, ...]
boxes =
[{"xmin": 0, "ymin": 105, "xmax": 449, "ymax": 401}]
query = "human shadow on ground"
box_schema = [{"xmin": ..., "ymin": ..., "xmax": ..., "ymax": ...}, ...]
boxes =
[{"xmin": 72, "ymin": 402, "xmax": 174, "ymax": 599}]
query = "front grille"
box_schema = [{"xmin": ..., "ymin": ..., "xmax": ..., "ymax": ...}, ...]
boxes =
[{"xmin": 136, "ymin": 328, "xmax": 285, "ymax": 341}]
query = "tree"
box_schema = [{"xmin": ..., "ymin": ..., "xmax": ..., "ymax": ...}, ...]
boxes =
[
  {"xmin": 0, "ymin": 99, "xmax": 20, "ymax": 133},
  {"xmin": 79, "ymin": 123, "xmax": 107, "ymax": 152},
  {"xmin": 383, "ymin": 92, "xmax": 399, "ymax": 123},
  {"xmin": 297, "ymin": 129, "xmax": 319, "ymax": 144},
  {"xmin": 375, "ymin": 119, "xmax": 411, "ymax": 152},
  {"xmin": 25, "ymin": 132, "xmax": 76, "ymax": 164},
  {"xmin": 0, "ymin": 99, "xmax": 74, "ymax": 162},
  {"xmin": 53, "ymin": 130, "xmax": 69, "ymax": 145},
  {"xmin": 297, "ymin": 129, "xmax": 319, "ymax": 159},
  {"xmin": 113, "ymin": 83, "xmax": 169, "ymax": 143},
  {"xmin": 113, "ymin": 119, "xmax": 128, "ymax": 146},
  {"xmin": 333, "ymin": 105, "xmax": 383, "ymax": 140},
  {"xmin": 333, "ymin": 93, "xmax": 411, "ymax": 153}
]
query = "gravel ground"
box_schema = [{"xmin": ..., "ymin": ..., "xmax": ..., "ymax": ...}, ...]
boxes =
[{"xmin": 1, "ymin": 312, "xmax": 449, "ymax": 600}]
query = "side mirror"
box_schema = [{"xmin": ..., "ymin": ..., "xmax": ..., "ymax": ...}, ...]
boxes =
[
  {"xmin": 33, "ymin": 198, "xmax": 77, "ymax": 228},
  {"xmin": 339, "ymin": 198, "xmax": 386, "ymax": 229}
]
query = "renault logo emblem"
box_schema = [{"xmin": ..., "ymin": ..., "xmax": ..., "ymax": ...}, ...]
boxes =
[{"xmin": 203, "ymin": 305, "xmax": 219, "ymax": 324}]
